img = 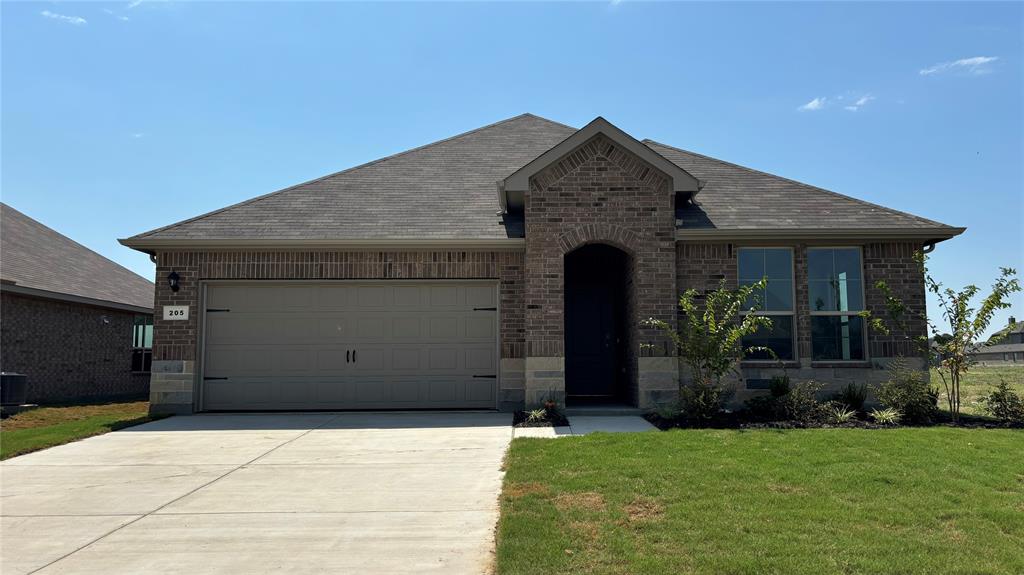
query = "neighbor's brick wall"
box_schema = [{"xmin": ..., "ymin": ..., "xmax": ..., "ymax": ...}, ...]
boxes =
[
  {"xmin": 0, "ymin": 292, "xmax": 150, "ymax": 404},
  {"xmin": 524, "ymin": 134, "xmax": 678, "ymax": 360}
]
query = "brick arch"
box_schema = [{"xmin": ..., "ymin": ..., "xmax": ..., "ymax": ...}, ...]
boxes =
[{"xmin": 557, "ymin": 224, "xmax": 640, "ymax": 257}]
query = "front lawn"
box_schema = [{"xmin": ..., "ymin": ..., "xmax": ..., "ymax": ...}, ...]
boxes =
[
  {"xmin": 497, "ymin": 428, "xmax": 1024, "ymax": 575},
  {"xmin": 0, "ymin": 400, "xmax": 154, "ymax": 459},
  {"xmin": 935, "ymin": 365, "xmax": 1023, "ymax": 415}
]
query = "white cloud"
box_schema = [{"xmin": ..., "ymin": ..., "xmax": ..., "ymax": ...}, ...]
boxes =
[
  {"xmin": 102, "ymin": 8, "xmax": 129, "ymax": 21},
  {"xmin": 798, "ymin": 97, "xmax": 827, "ymax": 111},
  {"xmin": 844, "ymin": 94, "xmax": 875, "ymax": 112},
  {"xmin": 919, "ymin": 56, "xmax": 998, "ymax": 76},
  {"xmin": 40, "ymin": 10, "xmax": 87, "ymax": 26},
  {"xmin": 127, "ymin": 0, "xmax": 144, "ymax": 8}
]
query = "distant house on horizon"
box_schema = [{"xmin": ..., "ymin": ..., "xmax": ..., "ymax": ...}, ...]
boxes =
[
  {"xmin": 1, "ymin": 203, "xmax": 154, "ymax": 404},
  {"xmin": 969, "ymin": 317, "xmax": 1024, "ymax": 366}
]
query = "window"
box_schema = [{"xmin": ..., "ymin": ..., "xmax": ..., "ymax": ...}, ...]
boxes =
[
  {"xmin": 808, "ymin": 248, "xmax": 866, "ymax": 361},
  {"xmin": 738, "ymin": 248, "xmax": 795, "ymax": 361},
  {"xmin": 132, "ymin": 315, "xmax": 153, "ymax": 372}
]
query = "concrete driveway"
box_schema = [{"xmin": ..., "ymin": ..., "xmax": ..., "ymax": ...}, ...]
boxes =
[{"xmin": 1, "ymin": 412, "xmax": 512, "ymax": 574}]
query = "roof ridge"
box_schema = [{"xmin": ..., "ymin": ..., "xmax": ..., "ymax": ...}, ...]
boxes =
[
  {"xmin": 642, "ymin": 139, "xmax": 955, "ymax": 229},
  {"xmin": 129, "ymin": 113, "xmax": 552, "ymax": 240},
  {"xmin": 1, "ymin": 203, "xmax": 153, "ymax": 285}
]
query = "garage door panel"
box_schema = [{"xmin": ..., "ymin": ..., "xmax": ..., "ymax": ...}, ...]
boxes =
[{"xmin": 202, "ymin": 282, "xmax": 497, "ymax": 411}]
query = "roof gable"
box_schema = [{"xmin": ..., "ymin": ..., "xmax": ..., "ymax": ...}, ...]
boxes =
[
  {"xmin": 1, "ymin": 204, "xmax": 154, "ymax": 311},
  {"xmin": 500, "ymin": 117, "xmax": 699, "ymax": 212}
]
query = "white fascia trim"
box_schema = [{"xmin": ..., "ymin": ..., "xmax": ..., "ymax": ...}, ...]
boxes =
[{"xmin": 675, "ymin": 227, "xmax": 967, "ymax": 242}]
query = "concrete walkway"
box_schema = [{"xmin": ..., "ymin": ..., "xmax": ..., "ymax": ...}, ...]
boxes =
[{"xmin": 0, "ymin": 412, "xmax": 512, "ymax": 575}]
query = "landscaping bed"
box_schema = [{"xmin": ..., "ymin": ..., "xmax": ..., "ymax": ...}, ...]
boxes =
[
  {"xmin": 496, "ymin": 427, "xmax": 1024, "ymax": 575},
  {"xmin": 513, "ymin": 407, "xmax": 570, "ymax": 428},
  {"xmin": 0, "ymin": 400, "xmax": 158, "ymax": 459}
]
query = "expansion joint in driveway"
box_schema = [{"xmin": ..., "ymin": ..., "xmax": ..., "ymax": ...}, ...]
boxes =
[{"xmin": 26, "ymin": 414, "xmax": 344, "ymax": 575}]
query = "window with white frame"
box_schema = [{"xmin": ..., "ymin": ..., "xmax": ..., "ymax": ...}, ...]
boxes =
[
  {"xmin": 807, "ymin": 247, "xmax": 866, "ymax": 361},
  {"xmin": 738, "ymin": 248, "xmax": 795, "ymax": 361}
]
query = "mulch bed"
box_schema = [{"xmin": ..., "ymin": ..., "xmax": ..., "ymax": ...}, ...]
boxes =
[
  {"xmin": 644, "ymin": 411, "xmax": 1022, "ymax": 431},
  {"xmin": 513, "ymin": 410, "xmax": 571, "ymax": 428}
]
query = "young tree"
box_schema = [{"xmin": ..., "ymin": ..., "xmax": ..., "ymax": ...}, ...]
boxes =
[
  {"xmin": 642, "ymin": 279, "xmax": 772, "ymax": 419},
  {"xmin": 865, "ymin": 256, "xmax": 1020, "ymax": 422}
]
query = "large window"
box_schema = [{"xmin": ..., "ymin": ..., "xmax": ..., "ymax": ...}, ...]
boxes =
[
  {"xmin": 131, "ymin": 315, "xmax": 153, "ymax": 373},
  {"xmin": 808, "ymin": 248, "xmax": 866, "ymax": 361},
  {"xmin": 738, "ymin": 248, "xmax": 795, "ymax": 361}
]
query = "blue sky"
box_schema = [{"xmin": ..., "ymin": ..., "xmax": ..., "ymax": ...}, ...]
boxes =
[{"xmin": 3, "ymin": 1, "xmax": 1021, "ymax": 335}]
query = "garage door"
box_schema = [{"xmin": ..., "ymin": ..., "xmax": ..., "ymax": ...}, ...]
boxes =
[{"xmin": 201, "ymin": 282, "xmax": 498, "ymax": 411}]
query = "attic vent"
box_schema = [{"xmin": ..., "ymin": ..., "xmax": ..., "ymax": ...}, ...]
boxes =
[{"xmin": 604, "ymin": 143, "xmax": 616, "ymax": 156}]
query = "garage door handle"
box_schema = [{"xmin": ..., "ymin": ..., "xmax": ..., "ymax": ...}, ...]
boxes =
[
  {"xmin": 473, "ymin": 374, "xmax": 497, "ymax": 378},
  {"xmin": 204, "ymin": 377, "xmax": 228, "ymax": 381},
  {"xmin": 353, "ymin": 350, "xmax": 357, "ymax": 363},
  {"xmin": 347, "ymin": 350, "xmax": 350, "ymax": 363}
]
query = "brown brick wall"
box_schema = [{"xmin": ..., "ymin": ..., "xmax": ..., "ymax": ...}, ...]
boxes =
[
  {"xmin": 153, "ymin": 250, "xmax": 526, "ymax": 363},
  {"xmin": 0, "ymin": 292, "xmax": 150, "ymax": 403},
  {"xmin": 524, "ymin": 134, "xmax": 678, "ymax": 360},
  {"xmin": 675, "ymin": 241, "xmax": 928, "ymax": 363}
]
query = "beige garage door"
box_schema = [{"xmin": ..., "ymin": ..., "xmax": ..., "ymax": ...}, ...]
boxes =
[{"xmin": 201, "ymin": 282, "xmax": 498, "ymax": 411}]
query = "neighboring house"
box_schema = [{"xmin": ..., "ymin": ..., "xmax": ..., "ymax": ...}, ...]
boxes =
[
  {"xmin": 1, "ymin": 203, "xmax": 154, "ymax": 404},
  {"xmin": 120, "ymin": 115, "xmax": 964, "ymax": 415},
  {"xmin": 969, "ymin": 318, "xmax": 1024, "ymax": 365}
]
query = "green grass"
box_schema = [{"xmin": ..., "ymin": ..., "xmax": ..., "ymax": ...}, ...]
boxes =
[
  {"xmin": 0, "ymin": 401, "xmax": 154, "ymax": 459},
  {"xmin": 933, "ymin": 365, "xmax": 1023, "ymax": 416},
  {"xmin": 497, "ymin": 428, "xmax": 1024, "ymax": 575}
]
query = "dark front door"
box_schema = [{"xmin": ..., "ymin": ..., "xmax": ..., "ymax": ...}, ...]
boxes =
[{"xmin": 564, "ymin": 244, "xmax": 629, "ymax": 402}]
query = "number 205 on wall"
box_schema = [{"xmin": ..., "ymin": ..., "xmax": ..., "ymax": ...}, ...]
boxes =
[{"xmin": 163, "ymin": 306, "xmax": 189, "ymax": 321}]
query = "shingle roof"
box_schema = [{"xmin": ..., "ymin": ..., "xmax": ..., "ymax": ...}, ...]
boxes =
[
  {"xmin": 124, "ymin": 113, "xmax": 960, "ymax": 245},
  {"xmin": 130, "ymin": 114, "xmax": 576, "ymax": 242},
  {"xmin": 644, "ymin": 140, "xmax": 959, "ymax": 233},
  {"xmin": 1, "ymin": 204, "xmax": 154, "ymax": 310}
]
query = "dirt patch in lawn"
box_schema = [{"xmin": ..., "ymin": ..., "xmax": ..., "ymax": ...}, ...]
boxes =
[
  {"xmin": 623, "ymin": 497, "xmax": 665, "ymax": 522},
  {"xmin": 505, "ymin": 482, "xmax": 550, "ymax": 499},
  {"xmin": 554, "ymin": 491, "xmax": 606, "ymax": 512}
]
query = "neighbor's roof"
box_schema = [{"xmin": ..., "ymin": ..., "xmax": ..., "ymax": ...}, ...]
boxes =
[
  {"xmin": 123, "ymin": 113, "xmax": 963, "ymax": 248},
  {"xmin": 1, "ymin": 203, "xmax": 154, "ymax": 311}
]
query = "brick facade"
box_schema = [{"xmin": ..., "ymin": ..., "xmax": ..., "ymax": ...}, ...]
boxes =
[
  {"xmin": 523, "ymin": 134, "xmax": 678, "ymax": 407},
  {"xmin": 675, "ymin": 241, "xmax": 929, "ymax": 402},
  {"xmin": 150, "ymin": 250, "xmax": 526, "ymax": 413},
  {"xmin": 0, "ymin": 292, "xmax": 150, "ymax": 404}
]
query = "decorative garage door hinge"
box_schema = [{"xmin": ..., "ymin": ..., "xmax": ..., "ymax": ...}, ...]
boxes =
[
  {"xmin": 472, "ymin": 307, "xmax": 497, "ymax": 311},
  {"xmin": 473, "ymin": 375, "xmax": 497, "ymax": 378},
  {"xmin": 203, "ymin": 377, "xmax": 228, "ymax": 381},
  {"xmin": 206, "ymin": 308, "xmax": 231, "ymax": 312}
]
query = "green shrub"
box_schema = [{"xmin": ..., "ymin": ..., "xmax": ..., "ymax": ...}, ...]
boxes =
[
  {"xmin": 982, "ymin": 380, "xmax": 1024, "ymax": 423},
  {"xmin": 826, "ymin": 403, "xmax": 858, "ymax": 424},
  {"xmin": 526, "ymin": 408, "xmax": 548, "ymax": 423},
  {"xmin": 834, "ymin": 383, "xmax": 868, "ymax": 412},
  {"xmin": 680, "ymin": 379, "xmax": 733, "ymax": 422},
  {"xmin": 743, "ymin": 380, "xmax": 826, "ymax": 424},
  {"xmin": 874, "ymin": 358, "xmax": 938, "ymax": 424},
  {"xmin": 870, "ymin": 407, "xmax": 902, "ymax": 425},
  {"xmin": 777, "ymin": 381, "xmax": 825, "ymax": 424},
  {"xmin": 768, "ymin": 375, "xmax": 791, "ymax": 398}
]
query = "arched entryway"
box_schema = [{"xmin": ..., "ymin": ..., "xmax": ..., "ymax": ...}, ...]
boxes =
[{"xmin": 564, "ymin": 243, "xmax": 631, "ymax": 405}]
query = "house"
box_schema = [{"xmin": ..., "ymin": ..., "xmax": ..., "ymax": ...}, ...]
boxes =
[
  {"xmin": 1, "ymin": 203, "xmax": 155, "ymax": 404},
  {"xmin": 120, "ymin": 115, "xmax": 964, "ymax": 415},
  {"xmin": 969, "ymin": 317, "xmax": 1024, "ymax": 365}
]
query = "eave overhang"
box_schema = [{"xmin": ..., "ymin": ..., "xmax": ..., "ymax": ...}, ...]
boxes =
[
  {"xmin": 0, "ymin": 283, "xmax": 153, "ymax": 314},
  {"xmin": 119, "ymin": 237, "xmax": 527, "ymax": 255},
  {"xmin": 674, "ymin": 227, "xmax": 967, "ymax": 244}
]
